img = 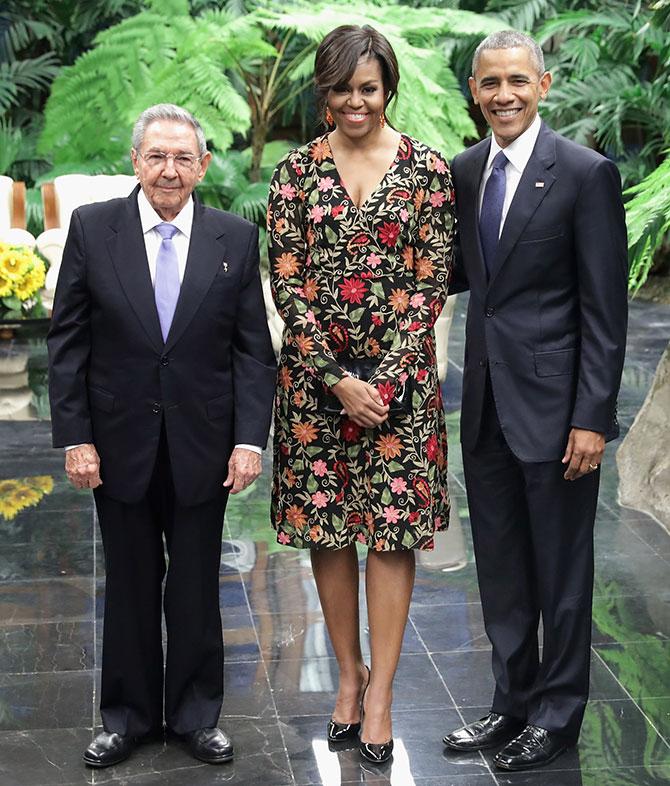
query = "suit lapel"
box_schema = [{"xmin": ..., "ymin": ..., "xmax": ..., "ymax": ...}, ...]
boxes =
[
  {"xmin": 164, "ymin": 197, "xmax": 227, "ymax": 352},
  {"xmin": 107, "ymin": 186, "xmax": 164, "ymax": 352},
  {"xmin": 488, "ymin": 123, "xmax": 557, "ymax": 287}
]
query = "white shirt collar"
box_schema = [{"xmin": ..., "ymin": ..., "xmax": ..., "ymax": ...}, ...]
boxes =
[
  {"xmin": 486, "ymin": 113, "xmax": 542, "ymax": 175},
  {"xmin": 137, "ymin": 187, "xmax": 194, "ymax": 238}
]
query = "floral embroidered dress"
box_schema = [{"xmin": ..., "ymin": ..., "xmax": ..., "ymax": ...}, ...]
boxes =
[{"xmin": 267, "ymin": 133, "xmax": 455, "ymax": 551}]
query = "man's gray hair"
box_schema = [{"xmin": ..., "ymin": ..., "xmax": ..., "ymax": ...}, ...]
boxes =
[
  {"xmin": 132, "ymin": 103, "xmax": 207, "ymax": 156},
  {"xmin": 472, "ymin": 30, "xmax": 545, "ymax": 77}
]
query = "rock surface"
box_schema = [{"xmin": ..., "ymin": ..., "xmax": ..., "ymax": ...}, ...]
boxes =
[{"xmin": 617, "ymin": 344, "xmax": 670, "ymax": 529}]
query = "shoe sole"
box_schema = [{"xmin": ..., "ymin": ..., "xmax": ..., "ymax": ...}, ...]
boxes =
[
  {"xmin": 443, "ymin": 737, "xmax": 511, "ymax": 752},
  {"xmin": 494, "ymin": 746, "xmax": 569, "ymax": 771},
  {"xmin": 82, "ymin": 753, "xmax": 132, "ymax": 768},
  {"xmin": 191, "ymin": 750, "xmax": 234, "ymax": 765}
]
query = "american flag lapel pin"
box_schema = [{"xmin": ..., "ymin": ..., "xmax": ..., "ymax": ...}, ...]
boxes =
[
  {"xmin": 535, "ymin": 181, "xmax": 545, "ymax": 188},
  {"xmin": 222, "ymin": 261, "xmax": 228, "ymax": 273}
]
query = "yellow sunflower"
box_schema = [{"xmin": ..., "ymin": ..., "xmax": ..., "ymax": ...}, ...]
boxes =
[
  {"xmin": 8, "ymin": 486, "xmax": 42, "ymax": 510},
  {"xmin": 31, "ymin": 475, "xmax": 54, "ymax": 494},
  {"xmin": 0, "ymin": 250, "xmax": 30, "ymax": 281},
  {"xmin": 0, "ymin": 478, "xmax": 21, "ymax": 495},
  {"xmin": 0, "ymin": 271, "xmax": 12, "ymax": 298},
  {"xmin": 0, "ymin": 497, "xmax": 20, "ymax": 520}
]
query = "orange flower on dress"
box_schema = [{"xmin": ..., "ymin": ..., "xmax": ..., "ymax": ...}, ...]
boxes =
[
  {"xmin": 302, "ymin": 277, "xmax": 319, "ymax": 302},
  {"xmin": 286, "ymin": 504, "xmax": 307, "ymax": 529},
  {"xmin": 292, "ymin": 390, "xmax": 305, "ymax": 407},
  {"xmin": 310, "ymin": 138, "xmax": 331, "ymax": 163},
  {"xmin": 389, "ymin": 288, "xmax": 409, "ymax": 313},
  {"xmin": 306, "ymin": 227, "xmax": 316, "ymax": 247},
  {"xmin": 274, "ymin": 252, "xmax": 300, "ymax": 279},
  {"xmin": 413, "ymin": 189, "xmax": 425, "ymax": 211},
  {"xmin": 401, "ymin": 245, "xmax": 414, "ymax": 270},
  {"xmin": 294, "ymin": 332, "xmax": 314, "ymax": 356},
  {"xmin": 279, "ymin": 366, "xmax": 292, "ymax": 390},
  {"xmin": 292, "ymin": 421, "xmax": 319, "ymax": 445},
  {"xmin": 375, "ymin": 433, "xmax": 403, "ymax": 461},
  {"xmin": 418, "ymin": 223, "xmax": 432, "ymax": 241},
  {"xmin": 415, "ymin": 256, "xmax": 435, "ymax": 281},
  {"xmin": 284, "ymin": 469, "xmax": 297, "ymax": 488},
  {"xmin": 365, "ymin": 511, "xmax": 375, "ymax": 533},
  {"xmin": 366, "ymin": 337, "xmax": 381, "ymax": 357},
  {"xmin": 275, "ymin": 217, "xmax": 287, "ymax": 235}
]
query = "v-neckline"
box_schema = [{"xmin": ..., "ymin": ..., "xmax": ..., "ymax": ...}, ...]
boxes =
[{"xmin": 326, "ymin": 132, "xmax": 404, "ymax": 212}]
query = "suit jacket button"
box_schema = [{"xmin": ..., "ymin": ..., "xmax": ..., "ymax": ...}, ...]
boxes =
[
  {"xmin": 479, "ymin": 359, "xmax": 486, "ymax": 367},
  {"xmin": 160, "ymin": 356, "xmax": 169, "ymax": 367},
  {"xmin": 485, "ymin": 306, "xmax": 495, "ymax": 317},
  {"xmin": 152, "ymin": 402, "xmax": 162, "ymax": 414}
]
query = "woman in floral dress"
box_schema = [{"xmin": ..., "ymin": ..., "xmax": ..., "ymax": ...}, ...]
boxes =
[{"xmin": 267, "ymin": 24, "xmax": 455, "ymax": 763}]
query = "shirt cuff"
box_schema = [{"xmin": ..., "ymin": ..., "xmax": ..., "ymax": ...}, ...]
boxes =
[
  {"xmin": 64, "ymin": 444, "xmax": 87, "ymax": 451},
  {"xmin": 234, "ymin": 444, "xmax": 263, "ymax": 454}
]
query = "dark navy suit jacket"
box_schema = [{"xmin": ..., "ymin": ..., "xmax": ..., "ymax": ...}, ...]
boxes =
[
  {"xmin": 450, "ymin": 122, "xmax": 628, "ymax": 462},
  {"xmin": 48, "ymin": 185, "xmax": 276, "ymax": 505}
]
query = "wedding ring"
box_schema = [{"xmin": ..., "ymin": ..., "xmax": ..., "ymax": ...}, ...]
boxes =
[{"xmin": 589, "ymin": 463, "xmax": 599, "ymax": 470}]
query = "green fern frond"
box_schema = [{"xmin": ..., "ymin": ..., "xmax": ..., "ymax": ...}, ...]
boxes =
[{"xmin": 625, "ymin": 155, "xmax": 670, "ymax": 293}]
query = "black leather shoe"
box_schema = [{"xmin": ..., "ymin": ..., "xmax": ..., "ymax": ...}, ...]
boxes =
[
  {"xmin": 359, "ymin": 738, "xmax": 393, "ymax": 764},
  {"xmin": 82, "ymin": 731, "xmax": 136, "ymax": 768},
  {"xmin": 443, "ymin": 712, "xmax": 525, "ymax": 751},
  {"xmin": 181, "ymin": 727, "xmax": 234, "ymax": 764},
  {"xmin": 494, "ymin": 724, "xmax": 571, "ymax": 770}
]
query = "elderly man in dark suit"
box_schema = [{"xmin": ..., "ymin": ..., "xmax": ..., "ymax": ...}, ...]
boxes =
[
  {"xmin": 442, "ymin": 32, "xmax": 628, "ymax": 770},
  {"xmin": 48, "ymin": 104, "xmax": 276, "ymax": 768}
]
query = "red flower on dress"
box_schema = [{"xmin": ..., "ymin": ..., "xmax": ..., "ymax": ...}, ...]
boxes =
[
  {"xmin": 333, "ymin": 460, "xmax": 350, "ymax": 487},
  {"xmin": 413, "ymin": 476, "xmax": 432, "ymax": 508},
  {"xmin": 425, "ymin": 433, "xmax": 439, "ymax": 462},
  {"xmin": 408, "ymin": 511, "xmax": 420, "ymax": 523},
  {"xmin": 378, "ymin": 221, "xmax": 400, "ymax": 247},
  {"xmin": 416, "ymin": 369, "xmax": 428, "ymax": 382},
  {"xmin": 338, "ymin": 277, "xmax": 367, "ymax": 304},
  {"xmin": 329, "ymin": 323, "xmax": 349, "ymax": 353},
  {"xmin": 331, "ymin": 204, "xmax": 345, "ymax": 217},
  {"xmin": 376, "ymin": 381, "xmax": 396, "ymax": 405},
  {"xmin": 341, "ymin": 419, "xmax": 361, "ymax": 442}
]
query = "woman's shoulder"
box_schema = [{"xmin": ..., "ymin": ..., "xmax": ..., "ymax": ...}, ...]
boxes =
[
  {"xmin": 275, "ymin": 134, "xmax": 331, "ymax": 172},
  {"xmin": 399, "ymin": 134, "xmax": 450, "ymax": 174}
]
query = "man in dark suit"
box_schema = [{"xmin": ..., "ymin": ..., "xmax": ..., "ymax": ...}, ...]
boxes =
[
  {"xmin": 442, "ymin": 32, "xmax": 628, "ymax": 770},
  {"xmin": 48, "ymin": 104, "xmax": 276, "ymax": 768}
]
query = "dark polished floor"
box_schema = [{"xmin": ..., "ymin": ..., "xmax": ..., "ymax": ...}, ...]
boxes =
[{"xmin": 0, "ymin": 297, "xmax": 668, "ymax": 785}]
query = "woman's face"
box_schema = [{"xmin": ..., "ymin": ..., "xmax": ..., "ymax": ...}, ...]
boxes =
[{"xmin": 327, "ymin": 56, "xmax": 386, "ymax": 139}]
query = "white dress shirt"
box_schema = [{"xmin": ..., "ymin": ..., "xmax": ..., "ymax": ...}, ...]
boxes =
[
  {"xmin": 67, "ymin": 189, "xmax": 262, "ymax": 455},
  {"xmin": 478, "ymin": 113, "xmax": 542, "ymax": 238}
]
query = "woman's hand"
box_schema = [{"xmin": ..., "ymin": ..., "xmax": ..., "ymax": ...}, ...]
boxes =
[{"xmin": 332, "ymin": 376, "xmax": 389, "ymax": 428}]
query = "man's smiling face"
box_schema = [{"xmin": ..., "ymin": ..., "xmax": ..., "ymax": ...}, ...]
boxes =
[{"xmin": 469, "ymin": 46, "xmax": 552, "ymax": 148}]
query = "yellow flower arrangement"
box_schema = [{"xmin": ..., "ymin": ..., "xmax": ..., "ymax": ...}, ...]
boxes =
[
  {"xmin": 0, "ymin": 242, "xmax": 48, "ymax": 318},
  {"xmin": 0, "ymin": 475, "xmax": 54, "ymax": 521}
]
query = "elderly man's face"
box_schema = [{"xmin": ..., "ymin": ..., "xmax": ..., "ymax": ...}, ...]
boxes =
[{"xmin": 131, "ymin": 120, "xmax": 211, "ymax": 221}]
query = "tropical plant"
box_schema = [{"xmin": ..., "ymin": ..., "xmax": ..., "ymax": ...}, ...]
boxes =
[
  {"xmin": 39, "ymin": 0, "xmax": 503, "ymax": 181},
  {"xmin": 625, "ymin": 155, "xmax": 670, "ymax": 293}
]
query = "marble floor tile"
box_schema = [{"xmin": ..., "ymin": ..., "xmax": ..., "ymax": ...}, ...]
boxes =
[{"xmin": 0, "ymin": 622, "xmax": 94, "ymax": 674}]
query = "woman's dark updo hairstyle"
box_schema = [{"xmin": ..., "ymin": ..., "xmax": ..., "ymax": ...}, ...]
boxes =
[{"xmin": 314, "ymin": 25, "xmax": 400, "ymax": 126}]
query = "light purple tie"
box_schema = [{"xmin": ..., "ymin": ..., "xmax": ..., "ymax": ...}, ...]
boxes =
[{"xmin": 154, "ymin": 222, "xmax": 180, "ymax": 342}]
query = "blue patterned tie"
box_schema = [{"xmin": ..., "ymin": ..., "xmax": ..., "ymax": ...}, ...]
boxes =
[
  {"xmin": 154, "ymin": 222, "xmax": 180, "ymax": 342},
  {"xmin": 479, "ymin": 150, "xmax": 508, "ymax": 278}
]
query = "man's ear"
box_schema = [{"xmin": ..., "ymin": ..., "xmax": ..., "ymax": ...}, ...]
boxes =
[
  {"xmin": 539, "ymin": 70, "xmax": 552, "ymax": 100},
  {"xmin": 468, "ymin": 76, "xmax": 479, "ymax": 105}
]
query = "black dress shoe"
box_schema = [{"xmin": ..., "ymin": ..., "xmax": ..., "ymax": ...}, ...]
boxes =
[
  {"xmin": 494, "ymin": 724, "xmax": 571, "ymax": 770},
  {"xmin": 442, "ymin": 712, "xmax": 525, "ymax": 751},
  {"xmin": 82, "ymin": 731, "xmax": 136, "ymax": 768},
  {"xmin": 181, "ymin": 727, "xmax": 234, "ymax": 764},
  {"xmin": 359, "ymin": 738, "xmax": 393, "ymax": 764}
]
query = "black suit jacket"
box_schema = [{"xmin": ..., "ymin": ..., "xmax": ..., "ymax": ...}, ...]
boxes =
[
  {"xmin": 48, "ymin": 185, "xmax": 276, "ymax": 505},
  {"xmin": 450, "ymin": 122, "xmax": 628, "ymax": 462}
]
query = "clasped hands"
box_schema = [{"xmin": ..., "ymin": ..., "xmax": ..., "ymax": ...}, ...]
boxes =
[
  {"xmin": 65, "ymin": 444, "xmax": 261, "ymax": 494},
  {"xmin": 332, "ymin": 376, "xmax": 389, "ymax": 428}
]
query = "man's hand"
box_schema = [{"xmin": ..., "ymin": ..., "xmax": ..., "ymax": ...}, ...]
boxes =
[
  {"xmin": 65, "ymin": 443, "xmax": 102, "ymax": 489},
  {"xmin": 332, "ymin": 376, "xmax": 389, "ymax": 428},
  {"xmin": 562, "ymin": 428, "xmax": 605, "ymax": 481},
  {"xmin": 223, "ymin": 447, "xmax": 262, "ymax": 494}
]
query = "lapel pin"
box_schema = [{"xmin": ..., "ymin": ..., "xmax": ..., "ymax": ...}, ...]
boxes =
[
  {"xmin": 222, "ymin": 262, "xmax": 228, "ymax": 273},
  {"xmin": 535, "ymin": 181, "xmax": 545, "ymax": 188}
]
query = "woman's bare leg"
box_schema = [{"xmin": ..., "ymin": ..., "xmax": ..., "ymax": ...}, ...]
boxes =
[
  {"xmin": 311, "ymin": 545, "xmax": 369, "ymax": 723},
  {"xmin": 362, "ymin": 549, "xmax": 416, "ymax": 743}
]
